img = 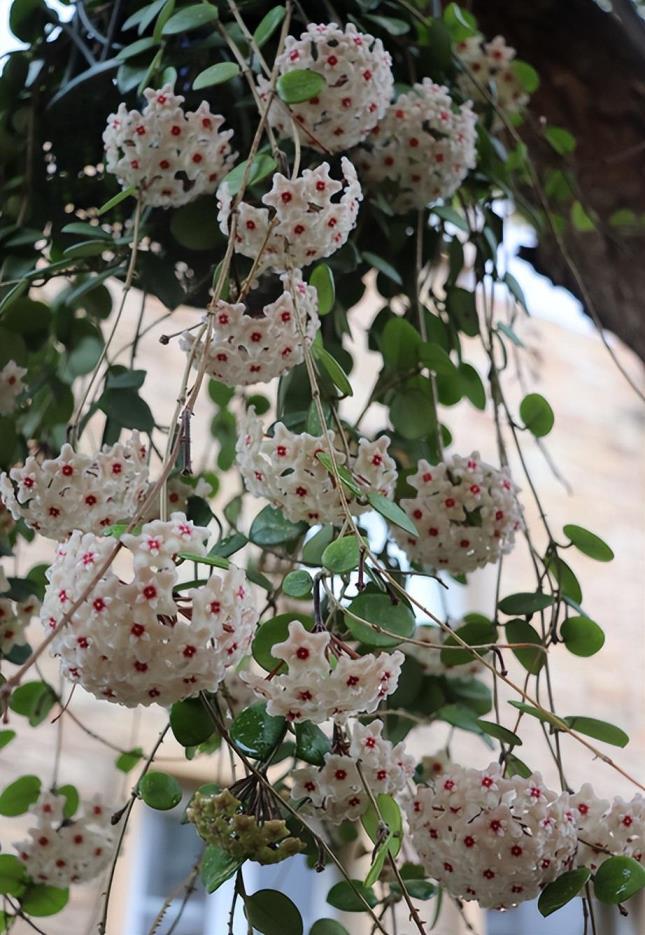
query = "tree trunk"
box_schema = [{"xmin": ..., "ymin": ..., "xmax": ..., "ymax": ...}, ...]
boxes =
[{"xmin": 471, "ymin": 0, "xmax": 645, "ymax": 361}]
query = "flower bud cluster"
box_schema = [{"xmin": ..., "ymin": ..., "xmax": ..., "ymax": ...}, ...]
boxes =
[
  {"xmin": 259, "ymin": 22, "xmax": 393, "ymax": 152},
  {"xmin": 393, "ymin": 452, "xmax": 521, "ymax": 574},
  {"xmin": 236, "ymin": 408, "xmax": 396, "ymax": 525},
  {"xmin": 218, "ymin": 158, "xmax": 362, "ymax": 273},
  {"xmin": 241, "ymin": 620, "xmax": 403, "ymax": 723},
  {"xmin": 357, "ymin": 79, "xmax": 477, "ymax": 213},
  {"xmin": 572, "ymin": 784, "xmax": 644, "ymax": 871},
  {"xmin": 40, "ymin": 513, "xmax": 257, "ymax": 707},
  {"xmin": 187, "ymin": 788, "xmax": 304, "ymax": 865},
  {"xmin": 104, "ymin": 85, "xmax": 236, "ymax": 208},
  {"xmin": 15, "ymin": 791, "xmax": 114, "ymax": 887},
  {"xmin": 181, "ymin": 271, "xmax": 319, "ymax": 386},
  {"xmin": 0, "ymin": 435, "xmax": 149, "ymax": 540},
  {"xmin": 406, "ymin": 762, "xmax": 577, "ymax": 909},
  {"xmin": 291, "ymin": 721, "xmax": 414, "ymax": 823},
  {"xmin": 456, "ymin": 34, "xmax": 529, "ymax": 117}
]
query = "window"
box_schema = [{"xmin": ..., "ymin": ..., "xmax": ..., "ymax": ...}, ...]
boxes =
[{"xmin": 124, "ymin": 796, "xmax": 338, "ymax": 934}]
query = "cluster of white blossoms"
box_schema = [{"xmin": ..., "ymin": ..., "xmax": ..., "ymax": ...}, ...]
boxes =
[
  {"xmin": 292, "ymin": 721, "xmax": 414, "ymax": 823},
  {"xmin": 407, "ymin": 762, "xmax": 578, "ymax": 909},
  {"xmin": 259, "ymin": 22, "xmax": 393, "ymax": 153},
  {"xmin": 572, "ymin": 784, "xmax": 644, "ymax": 871},
  {"xmin": 393, "ymin": 452, "xmax": 522, "ymax": 574},
  {"xmin": 15, "ymin": 791, "xmax": 114, "ymax": 887},
  {"xmin": 103, "ymin": 84, "xmax": 236, "ymax": 208},
  {"xmin": 356, "ymin": 78, "xmax": 477, "ymax": 213},
  {"xmin": 0, "ymin": 360, "xmax": 26, "ymax": 416},
  {"xmin": 241, "ymin": 620, "xmax": 403, "ymax": 723},
  {"xmin": 218, "ymin": 158, "xmax": 362, "ymax": 273},
  {"xmin": 456, "ymin": 34, "xmax": 529, "ymax": 117},
  {"xmin": 181, "ymin": 271, "xmax": 320, "ymax": 386},
  {"xmin": 40, "ymin": 513, "xmax": 258, "ymax": 707},
  {"xmin": 0, "ymin": 435, "xmax": 149, "ymax": 540},
  {"xmin": 405, "ymin": 624, "xmax": 484, "ymax": 677},
  {"xmin": 0, "ymin": 571, "xmax": 39, "ymax": 655},
  {"xmin": 236, "ymin": 409, "xmax": 396, "ymax": 525}
]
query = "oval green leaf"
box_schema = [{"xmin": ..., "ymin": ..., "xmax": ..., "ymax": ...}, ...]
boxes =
[
  {"xmin": 538, "ymin": 867, "xmax": 590, "ymax": 917},
  {"xmin": 277, "ymin": 68, "xmax": 326, "ymax": 104},
  {"xmin": 498, "ymin": 592, "xmax": 554, "ymax": 616},
  {"xmin": 162, "ymin": 3, "xmax": 219, "ymax": 34},
  {"xmin": 520, "ymin": 393, "xmax": 554, "ymax": 437},
  {"xmin": 245, "ymin": 888, "xmax": 303, "ymax": 935},
  {"xmin": 594, "ymin": 856, "xmax": 645, "ymax": 905},
  {"xmin": 326, "ymin": 880, "xmax": 377, "ymax": 913},
  {"xmin": 193, "ymin": 62, "xmax": 240, "ymax": 90},
  {"xmin": 322, "ymin": 535, "xmax": 360, "ymax": 574},
  {"xmin": 563, "ymin": 524, "xmax": 614, "ymax": 562},
  {"xmin": 138, "ymin": 772, "xmax": 183, "ymax": 810},
  {"xmin": 170, "ymin": 697, "xmax": 214, "ymax": 747},
  {"xmin": 564, "ymin": 716, "xmax": 629, "ymax": 748},
  {"xmin": 310, "ymin": 264, "xmax": 335, "ymax": 316},
  {"xmin": 0, "ymin": 775, "xmax": 41, "ymax": 817},
  {"xmin": 282, "ymin": 570, "xmax": 313, "ymax": 598},
  {"xmin": 345, "ymin": 591, "xmax": 415, "ymax": 649},
  {"xmin": 230, "ymin": 703, "xmax": 285, "ymax": 760},
  {"xmin": 560, "ymin": 616, "xmax": 605, "ymax": 657},
  {"xmin": 506, "ymin": 618, "xmax": 545, "ymax": 675}
]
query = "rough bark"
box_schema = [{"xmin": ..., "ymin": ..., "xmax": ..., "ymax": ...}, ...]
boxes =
[{"xmin": 472, "ymin": 0, "xmax": 645, "ymax": 361}]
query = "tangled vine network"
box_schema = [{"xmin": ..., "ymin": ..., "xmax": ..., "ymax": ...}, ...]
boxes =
[{"xmin": 0, "ymin": 2, "xmax": 643, "ymax": 934}]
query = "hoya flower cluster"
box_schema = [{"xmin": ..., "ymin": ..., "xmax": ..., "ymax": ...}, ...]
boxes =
[
  {"xmin": 0, "ymin": 435, "xmax": 149, "ymax": 540},
  {"xmin": 407, "ymin": 762, "xmax": 577, "ymax": 909},
  {"xmin": 0, "ymin": 575, "xmax": 39, "ymax": 656},
  {"xmin": 572, "ymin": 784, "xmax": 644, "ymax": 871},
  {"xmin": 357, "ymin": 79, "xmax": 477, "ymax": 213},
  {"xmin": 15, "ymin": 792, "xmax": 114, "ymax": 886},
  {"xmin": 0, "ymin": 360, "xmax": 26, "ymax": 415},
  {"xmin": 236, "ymin": 408, "xmax": 396, "ymax": 525},
  {"xmin": 187, "ymin": 788, "xmax": 304, "ymax": 865},
  {"xmin": 259, "ymin": 22, "xmax": 393, "ymax": 152},
  {"xmin": 393, "ymin": 452, "xmax": 522, "ymax": 574},
  {"xmin": 405, "ymin": 624, "xmax": 483, "ymax": 677},
  {"xmin": 40, "ymin": 513, "xmax": 258, "ymax": 707},
  {"xmin": 456, "ymin": 35, "xmax": 529, "ymax": 117},
  {"xmin": 181, "ymin": 271, "xmax": 319, "ymax": 386},
  {"xmin": 241, "ymin": 620, "xmax": 403, "ymax": 723},
  {"xmin": 292, "ymin": 721, "xmax": 414, "ymax": 824},
  {"xmin": 218, "ymin": 158, "xmax": 362, "ymax": 272},
  {"xmin": 103, "ymin": 84, "xmax": 236, "ymax": 208}
]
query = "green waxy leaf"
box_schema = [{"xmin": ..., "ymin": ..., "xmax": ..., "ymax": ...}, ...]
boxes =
[
  {"xmin": 97, "ymin": 186, "xmax": 136, "ymax": 216},
  {"xmin": 116, "ymin": 748, "xmax": 144, "ymax": 773},
  {"xmin": 9, "ymin": 681, "xmax": 57, "ymax": 727},
  {"xmin": 594, "ymin": 856, "xmax": 645, "ymax": 905},
  {"xmin": 0, "ymin": 775, "xmax": 41, "ymax": 817},
  {"xmin": 277, "ymin": 68, "xmax": 326, "ymax": 104},
  {"xmin": 345, "ymin": 591, "xmax": 415, "ymax": 649},
  {"xmin": 245, "ymin": 889, "xmax": 303, "ymax": 935},
  {"xmin": 294, "ymin": 721, "xmax": 331, "ymax": 766},
  {"xmin": 201, "ymin": 846, "xmax": 241, "ymax": 894},
  {"xmin": 193, "ymin": 62, "xmax": 240, "ymax": 90},
  {"xmin": 563, "ymin": 524, "xmax": 614, "ymax": 562},
  {"xmin": 380, "ymin": 318, "xmax": 420, "ymax": 370},
  {"xmin": 249, "ymin": 506, "xmax": 307, "ymax": 547},
  {"xmin": 367, "ymin": 491, "xmax": 418, "ymax": 536},
  {"xmin": 475, "ymin": 720, "xmax": 522, "ymax": 746},
  {"xmin": 498, "ymin": 592, "xmax": 554, "ymax": 616},
  {"xmin": 221, "ymin": 154, "xmax": 277, "ymax": 197},
  {"xmin": 56, "ymin": 784, "xmax": 79, "ymax": 820},
  {"xmin": 310, "ymin": 264, "xmax": 335, "ymax": 315},
  {"xmin": 0, "ymin": 730, "xmax": 16, "ymax": 749},
  {"xmin": 0, "ymin": 855, "xmax": 27, "ymax": 897},
  {"xmin": 564, "ymin": 716, "xmax": 629, "ymax": 748},
  {"xmin": 170, "ymin": 697, "xmax": 214, "ymax": 747},
  {"xmin": 253, "ymin": 6, "xmax": 286, "ymax": 49},
  {"xmin": 138, "ymin": 772, "xmax": 183, "ymax": 810},
  {"xmin": 282, "ymin": 570, "xmax": 313, "ymax": 598},
  {"xmin": 322, "ymin": 535, "xmax": 360, "ymax": 574},
  {"xmin": 560, "ymin": 616, "xmax": 605, "ymax": 657},
  {"xmin": 230, "ymin": 703, "xmax": 285, "ymax": 759},
  {"xmin": 520, "ymin": 393, "xmax": 554, "ymax": 437},
  {"xmin": 544, "ymin": 126, "xmax": 576, "ymax": 155},
  {"xmin": 440, "ymin": 620, "xmax": 497, "ymax": 668},
  {"xmin": 313, "ymin": 345, "xmax": 353, "ymax": 397},
  {"xmin": 21, "ymin": 884, "xmax": 69, "ymax": 917},
  {"xmin": 505, "ymin": 618, "xmax": 545, "ymax": 675},
  {"xmin": 538, "ymin": 868, "xmax": 590, "ymax": 917},
  {"xmin": 310, "ymin": 922, "xmax": 349, "ymax": 935},
  {"xmin": 162, "ymin": 3, "xmax": 218, "ymax": 34},
  {"xmin": 327, "ymin": 880, "xmax": 377, "ymax": 912}
]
